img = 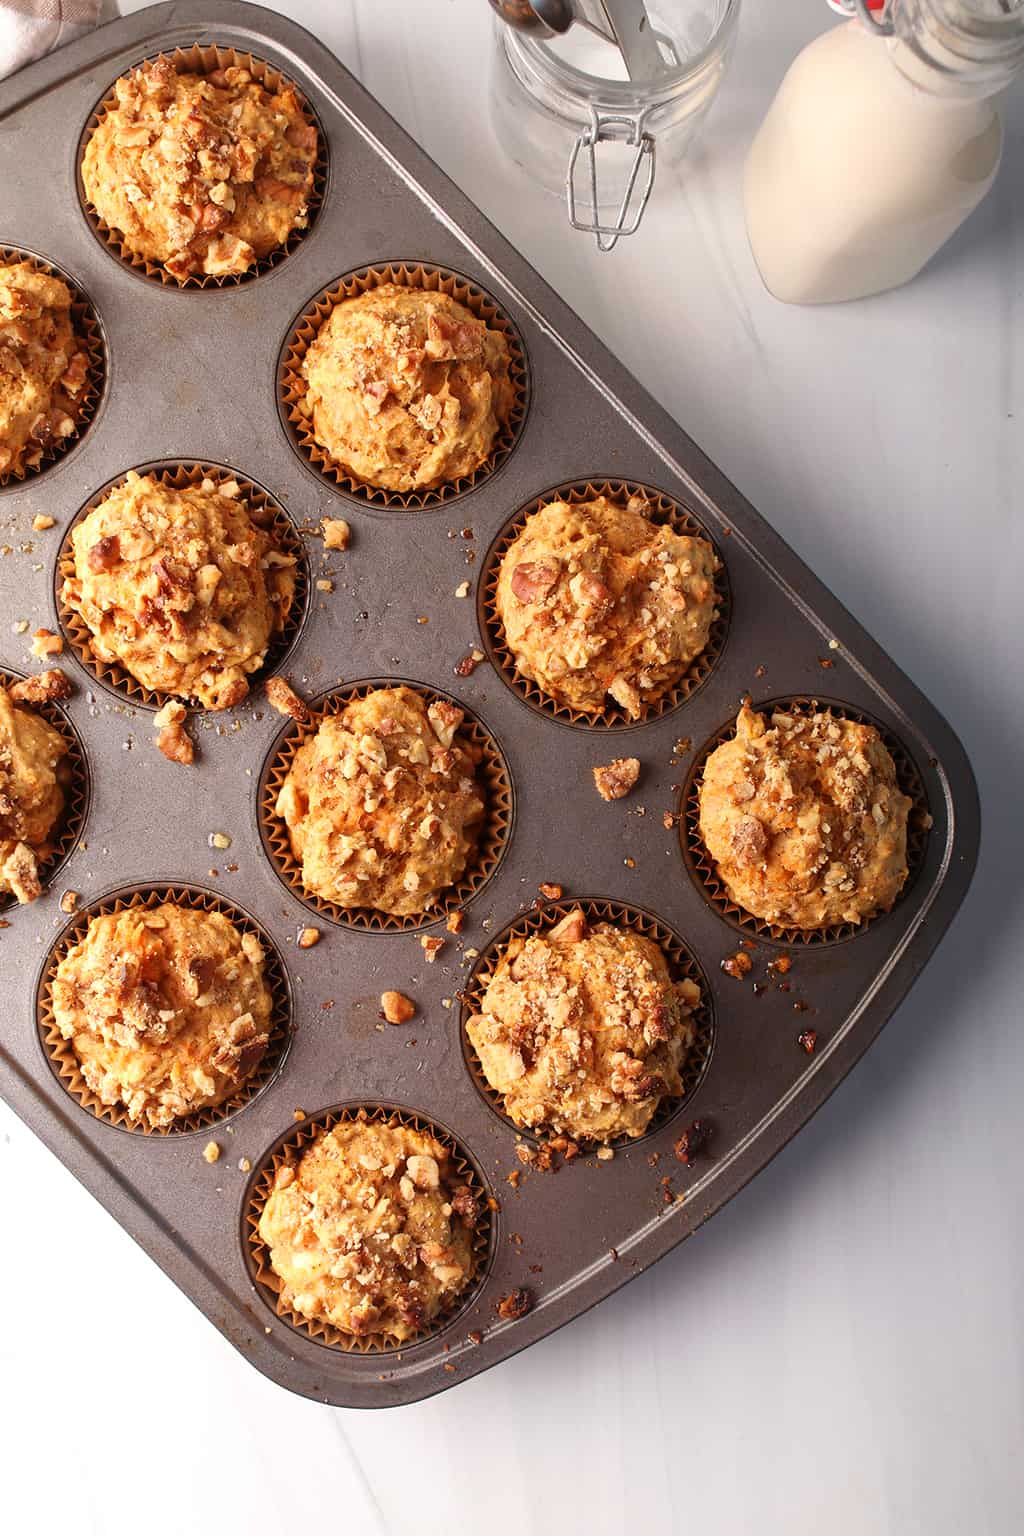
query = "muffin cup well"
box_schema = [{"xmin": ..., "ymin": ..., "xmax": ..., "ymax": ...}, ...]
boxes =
[
  {"xmin": 243, "ymin": 1102, "xmax": 494, "ymax": 1353},
  {"xmin": 0, "ymin": 667, "xmax": 90, "ymax": 915},
  {"xmin": 460, "ymin": 896, "xmax": 715, "ymax": 1150},
  {"xmin": 0, "ymin": 246, "xmax": 105, "ymax": 489},
  {"xmin": 54, "ymin": 459, "xmax": 309, "ymax": 711},
  {"xmin": 36, "ymin": 883, "xmax": 292, "ymax": 1134},
  {"xmin": 76, "ymin": 43, "xmax": 327, "ymax": 289},
  {"xmin": 277, "ymin": 262, "xmax": 531, "ymax": 509},
  {"xmin": 478, "ymin": 478, "xmax": 731, "ymax": 729},
  {"xmin": 681, "ymin": 696, "xmax": 933, "ymax": 947},
  {"xmin": 258, "ymin": 677, "xmax": 514, "ymax": 932}
]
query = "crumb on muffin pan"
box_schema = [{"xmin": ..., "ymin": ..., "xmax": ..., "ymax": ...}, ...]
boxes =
[{"xmin": 0, "ymin": 0, "xmax": 976, "ymax": 1410}]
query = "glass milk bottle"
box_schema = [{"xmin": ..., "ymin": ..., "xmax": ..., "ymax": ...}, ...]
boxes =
[{"xmin": 743, "ymin": 0, "xmax": 1024, "ymax": 304}]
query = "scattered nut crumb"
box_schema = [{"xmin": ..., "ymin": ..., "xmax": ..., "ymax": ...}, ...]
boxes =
[
  {"xmin": 202, "ymin": 1141, "xmax": 221, "ymax": 1164},
  {"xmin": 593, "ymin": 757, "xmax": 641, "ymax": 801},
  {"xmin": 238, "ymin": 1157, "xmax": 252, "ymax": 1172},
  {"xmin": 266, "ymin": 676, "xmax": 311, "ymax": 723},
  {"xmin": 321, "ymin": 517, "xmax": 350, "ymax": 550},
  {"xmin": 293, "ymin": 1108, "xmax": 306, "ymax": 1121},
  {"xmin": 537, "ymin": 882, "xmax": 563, "ymax": 900},
  {"xmin": 298, "ymin": 927, "xmax": 320, "ymax": 949},
  {"xmin": 31, "ymin": 515, "xmax": 55, "ymax": 531},
  {"xmin": 315, "ymin": 578, "xmax": 334, "ymax": 593},
  {"xmin": 496, "ymin": 1288, "xmax": 533, "ymax": 1321},
  {"xmin": 421, "ymin": 935, "xmax": 444, "ymax": 962},
  {"xmin": 153, "ymin": 699, "xmax": 185, "ymax": 729},
  {"xmin": 59, "ymin": 890, "xmax": 79, "ymax": 914},
  {"xmin": 454, "ymin": 580, "xmax": 470, "ymax": 598},
  {"xmin": 446, "ymin": 910, "xmax": 465, "ymax": 934},
  {"xmin": 798, "ymin": 1030, "xmax": 818, "ymax": 1055},
  {"xmin": 662, "ymin": 811, "xmax": 678, "ymax": 830},
  {"xmin": 209, "ymin": 831, "xmax": 231, "ymax": 850},
  {"xmin": 380, "ymin": 990, "xmax": 416, "ymax": 1024},
  {"xmin": 596, "ymin": 1145, "xmax": 615, "ymax": 1161},
  {"xmin": 768, "ymin": 953, "xmax": 792, "ymax": 975},
  {"xmin": 674, "ymin": 1119, "xmax": 712, "ymax": 1167},
  {"xmin": 506, "ymin": 1169, "xmax": 521, "ymax": 1188},
  {"xmin": 721, "ymin": 949, "xmax": 753, "ymax": 979},
  {"xmin": 30, "ymin": 628, "xmax": 63, "ymax": 657},
  {"xmin": 453, "ymin": 649, "xmax": 484, "ymax": 677}
]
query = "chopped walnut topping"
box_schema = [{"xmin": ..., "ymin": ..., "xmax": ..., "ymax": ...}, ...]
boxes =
[
  {"xmin": 157, "ymin": 719, "xmax": 194, "ymax": 765},
  {"xmin": 321, "ymin": 517, "xmax": 351, "ymax": 550},
  {"xmin": 30, "ymin": 628, "xmax": 63, "ymax": 658},
  {"xmin": 510, "ymin": 560, "xmax": 559, "ymax": 603},
  {"xmin": 265, "ymin": 676, "xmax": 311, "ymax": 723},
  {"xmin": 421, "ymin": 935, "xmax": 444, "ymax": 962},
  {"xmin": 548, "ymin": 907, "xmax": 588, "ymax": 945},
  {"xmin": 496, "ymin": 1287, "xmax": 533, "ymax": 1321},
  {"xmin": 8, "ymin": 668, "xmax": 71, "ymax": 703},
  {"xmin": 380, "ymin": 990, "xmax": 416, "ymax": 1024},
  {"xmin": 2, "ymin": 842, "xmax": 41, "ymax": 904},
  {"xmin": 593, "ymin": 757, "xmax": 640, "ymax": 802},
  {"xmin": 86, "ymin": 534, "xmax": 120, "ymax": 573}
]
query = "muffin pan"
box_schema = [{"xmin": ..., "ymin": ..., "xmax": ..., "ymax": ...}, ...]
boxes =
[{"xmin": 0, "ymin": 0, "xmax": 979, "ymax": 1408}]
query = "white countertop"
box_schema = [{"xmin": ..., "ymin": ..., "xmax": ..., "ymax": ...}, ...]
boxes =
[{"xmin": 2, "ymin": 2, "xmax": 1022, "ymax": 1532}]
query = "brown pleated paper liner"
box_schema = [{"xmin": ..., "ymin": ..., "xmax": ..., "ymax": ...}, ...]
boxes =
[
  {"xmin": 243, "ymin": 1103, "xmax": 494, "ymax": 1353},
  {"xmin": 259, "ymin": 678, "xmax": 513, "ymax": 932},
  {"xmin": 460, "ymin": 896, "xmax": 715, "ymax": 1150},
  {"xmin": 478, "ymin": 478, "xmax": 731, "ymax": 729},
  {"xmin": 0, "ymin": 667, "xmax": 90, "ymax": 915},
  {"xmin": 37, "ymin": 883, "xmax": 292, "ymax": 1133},
  {"xmin": 0, "ymin": 246, "xmax": 105, "ymax": 487},
  {"xmin": 681, "ymin": 696, "xmax": 933, "ymax": 947},
  {"xmin": 76, "ymin": 44, "xmax": 327, "ymax": 289},
  {"xmin": 54, "ymin": 459, "xmax": 308, "ymax": 711},
  {"xmin": 278, "ymin": 262, "xmax": 530, "ymax": 508}
]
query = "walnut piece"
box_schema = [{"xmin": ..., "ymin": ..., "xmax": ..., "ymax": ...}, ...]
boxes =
[
  {"xmin": 321, "ymin": 517, "xmax": 351, "ymax": 550},
  {"xmin": 593, "ymin": 757, "xmax": 640, "ymax": 802},
  {"xmin": 265, "ymin": 676, "xmax": 311, "ymax": 723},
  {"xmin": 2, "ymin": 842, "xmax": 41, "ymax": 904},
  {"xmin": 495, "ymin": 1288, "xmax": 532, "ymax": 1321},
  {"xmin": 297, "ymin": 926, "xmax": 321, "ymax": 949},
  {"xmin": 30, "ymin": 628, "xmax": 63, "ymax": 658},
  {"xmin": 9, "ymin": 668, "xmax": 71, "ymax": 703},
  {"xmin": 157, "ymin": 720, "xmax": 194, "ymax": 765},
  {"xmin": 380, "ymin": 990, "xmax": 416, "ymax": 1024}
]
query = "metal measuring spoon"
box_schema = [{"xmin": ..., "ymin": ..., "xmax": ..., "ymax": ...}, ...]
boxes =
[{"xmin": 488, "ymin": 0, "xmax": 672, "ymax": 80}]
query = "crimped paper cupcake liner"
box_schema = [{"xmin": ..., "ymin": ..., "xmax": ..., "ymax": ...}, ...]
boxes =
[
  {"xmin": 478, "ymin": 479, "xmax": 731, "ymax": 729},
  {"xmin": 0, "ymin": 667, "xmax": 90, "ymax": 915},
  {"xmin": 36, "ymin": 883, "xmax": 292, "ymax": 1134},
  {"xmin": 278, "ymin": 262, "xmax": 530, "ymax": 509},
  {"xmin": 243, "ymin": 1102, "xmax": 494, "ymax": 1353},
  {"xmin": 0, "ymin": 245, "xmax": 105, "ymax": 488},
  {"xmin": 54, "ymin": 459, "xmax": 309, "ymax": 711},
  {"xmin": 681, "ymin": 696, "xmax": 933, "ymax": 947},
  {"xmin": 460, "ymin": 896, "xmax": 715, "ymax": 1150},
  {"xmin": 76, "ymin": 44, "xmax": 327, "ymax": 289},
  {"xmin": 259, "ymin": 677, "xmax": 514, "ymax": 932}
]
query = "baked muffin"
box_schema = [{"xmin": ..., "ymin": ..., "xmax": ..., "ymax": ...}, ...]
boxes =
[
  {"xmin": 51, "ymin": 901, "xmax": 273, "ymax": 1127},
  {"xmin": 0, "ymin": 260, "xmax": 91, "ymax": 478},
  {"xmin": 494, "ymin": 492, "xmax": 719, "ymax": 719},
  {"xmin": 466, "ymin": 907, "xmax": 701, "ymax": 1143},
  {"xmin": 697, "ymin": 702, "xmax": 912, "ymax": 929},
  {"xmin": 299, "ymin": 284, "xmax": 514, "ymax": 492},
  {"xmin": 276, "ymin": 686, "xmax": 486, "ymax": 916},
  {"xmin": 257, "ymin": 1118, "xmax": 480, "ymax": 1342},
  {"xmin": 80, "ymin": 57, "xmax": 318, "ymax": 281},
  {"xmin": 60, "ymin": 471, "xmax": 296, "ymax": 710},
  {"xmin": 0, "ymin": 682, "xmax": 68, "ymax": 904}
]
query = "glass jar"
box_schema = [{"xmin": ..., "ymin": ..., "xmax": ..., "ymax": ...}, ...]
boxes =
[{"xmin": 490, "ymin": 1, "xmax": 742, "ymax": 249}]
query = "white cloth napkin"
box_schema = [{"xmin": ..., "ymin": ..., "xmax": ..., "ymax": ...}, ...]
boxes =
[{"xmin": 0, "ymin": 0, "xmax": 101, "ymax": 82}]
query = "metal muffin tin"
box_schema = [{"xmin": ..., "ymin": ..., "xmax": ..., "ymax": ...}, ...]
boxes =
[{"xmin": 0, "ymin": 0, "xmax": 979, "ymax": 1407}]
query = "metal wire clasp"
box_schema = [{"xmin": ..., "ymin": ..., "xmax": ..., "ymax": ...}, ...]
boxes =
[
  {"xmin": 825, "ymin": 0, "xmax": 896, "ymax": 36},
  {"xmin": 566, "ymin": 104, "xmax": 656, "ymax": 252}
]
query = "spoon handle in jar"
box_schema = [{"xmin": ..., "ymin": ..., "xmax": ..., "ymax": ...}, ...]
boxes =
[{"xmin": 582, "ymin": 0, "xmax": 673, "ymax": 80}]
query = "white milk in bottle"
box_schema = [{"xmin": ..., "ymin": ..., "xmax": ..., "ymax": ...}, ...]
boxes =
[{"xmin": 744, "ymin": 0, "xmax": 1024, "ymax": 304}]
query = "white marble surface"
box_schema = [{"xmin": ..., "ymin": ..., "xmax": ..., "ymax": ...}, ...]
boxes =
[{"xmin": 3, "ymin": 2, "xmax": 1022, "ymax": 1531}]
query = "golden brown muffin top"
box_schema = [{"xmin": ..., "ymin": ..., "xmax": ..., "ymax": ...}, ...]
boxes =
[
  {"xmin": 467, "ymin": 908, "xmax": 701, "ymax": 1143},
  {"xmin": 494, "ymin": 493, "xmax": 719, "ymax": 718},
  {"xmin": 60, "ymin": 471, "xmax": 296, "ymax": 710},
  {"xmin": 258, "ymin": 1119, "xmax": 479, "ymax": 1341},
  {"xmin": 299, "ymin": 284, "xmax": 514, "ymax": 492},
  {"xmin": 51, "ymin": 901, "xmax": 273, "ymax": 1128},
  {"xmin": 80, "ymin": 58, "xmax": 317, "ymax": 280},
  {"xmin": 697, "ymin": 703, "xmax": 913, "ymax": 929},
  {"xmin": 0, "ymin": 684, "xmax": 68, "ymax": 904},
  {"xmin": 276, "ymin": 686, "xmax": 486, "ymax": 916},
  {"xmin": 0, "ymin": 261, "xmax": 90, "ymax": 478}
]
